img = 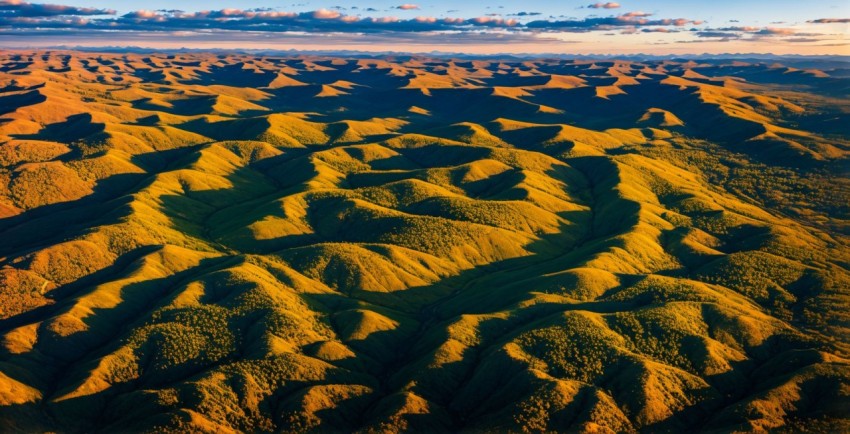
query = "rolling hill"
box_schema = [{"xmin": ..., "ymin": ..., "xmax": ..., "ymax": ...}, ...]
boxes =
[{"xmin": 0, "ymin": 51, "xmax": 849, "ymax": 433}]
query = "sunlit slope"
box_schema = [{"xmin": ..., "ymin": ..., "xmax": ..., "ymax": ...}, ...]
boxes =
[{"xmin": 0, "ymin": 51, "xmax": 849, "ymax": 433}]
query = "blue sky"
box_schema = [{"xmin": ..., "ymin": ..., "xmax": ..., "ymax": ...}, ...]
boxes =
[{"xmin": 0, "ymin": 0, "xmax": 847, "ymax": 54}]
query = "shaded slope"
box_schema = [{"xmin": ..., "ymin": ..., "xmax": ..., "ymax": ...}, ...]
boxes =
[{"xmin": 0, "ymin": 51, "xmax": 848, "ymax": 434}]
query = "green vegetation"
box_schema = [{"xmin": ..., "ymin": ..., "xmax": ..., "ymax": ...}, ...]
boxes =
[{"xmin": 0, "ymin": 52, "xmax": 848, "ymax": 433}]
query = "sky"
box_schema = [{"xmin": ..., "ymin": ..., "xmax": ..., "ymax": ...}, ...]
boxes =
[{"xmin": 0, "ymin": 0, "xmax": 847, "ymax": 55}]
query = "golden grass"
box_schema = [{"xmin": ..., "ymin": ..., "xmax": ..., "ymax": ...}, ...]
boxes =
[{"xmin": 0, "ymin": 51, "xmax": 847, "ymax": 433}]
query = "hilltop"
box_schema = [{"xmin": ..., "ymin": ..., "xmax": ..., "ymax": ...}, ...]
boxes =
[{"xmin": 0, "ymin": 51, "xmax": 848, "ymax": 433}]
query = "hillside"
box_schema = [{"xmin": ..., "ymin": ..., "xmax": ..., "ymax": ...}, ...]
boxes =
[{"xmin": 0, "ymin": 51, "xmax": 849, "ymax": 433}]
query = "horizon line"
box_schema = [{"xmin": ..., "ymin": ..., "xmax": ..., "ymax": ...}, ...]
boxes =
[{"xmin": 2, "ymin": 45, "xmax": 848, "ymax": 59}]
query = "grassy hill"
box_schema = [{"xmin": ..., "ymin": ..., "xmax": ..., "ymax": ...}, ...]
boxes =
[{"xmin": 0, "ymin": 51, "xmax": 848, "ymax": 433}]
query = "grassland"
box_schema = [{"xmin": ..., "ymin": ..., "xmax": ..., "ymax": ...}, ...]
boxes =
[{"xmin": 0, "ymin": 51, "xmax": 848, "ymax": 433}]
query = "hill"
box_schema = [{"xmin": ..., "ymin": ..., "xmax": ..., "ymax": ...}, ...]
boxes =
[{"xmin": 0, "ymin": 51, "xmax": 848, "ymax": 433}]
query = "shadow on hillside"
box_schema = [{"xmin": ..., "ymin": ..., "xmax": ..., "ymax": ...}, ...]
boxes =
[
  {"xmin": 0, "ymin": 136, "xmax": 843, "ymax": 432},
  {"xmin": 131, "ymin": 67, "xmax": 166, "ymax": 83},
  {"xmin": 3, "ymin": 238, "xmax": 243, "ymax": 365},
  {"xmin": 0, "ymin": 145, "xmax": 204, "ymax": 261},
  {"xmin": 0, "ymin": 327, "xmax": 828, "ymax": 433},
  {"xmin": 692, "ymin": 64, "xmax": 850, "ymax": 96},
  {"xmin": 0, "ymin": 59, "xmax": 31, "ymax": 73},
  {"xmin": 0, "ymin": 244, "xmax": 163, "ymax": 335},
  {"xmin": 268, "ymin": 155, "xmax": 650, "ymax": 429},
  {"xmin": 0, "ymin": 173, "xmax": 142, "ymax": 259},
  {"xmin": 184, "ymin": 62, "xmax": 278, "ymax": 88},
  {"xmin": 0, "ymin": 90, "xmax": 46, "ymax": 116},
  {"xmin": 10, "ymin": 113, "xmax": 105, "ymax": 144},
  {"xmin": 0, "ymin": 253, "xmax": 242, "ymax": 432}
]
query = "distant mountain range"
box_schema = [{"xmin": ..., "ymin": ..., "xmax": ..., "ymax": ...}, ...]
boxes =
[{"xmin": 24, "ymin": 45, "xmax": 850, "ymax": 61}]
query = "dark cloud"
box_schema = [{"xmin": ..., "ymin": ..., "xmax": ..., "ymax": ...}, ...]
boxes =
[
  {"xmin": 695, "ymin": 31, "xmax": 741, "ymax": 39},
  {"xmin": 688, "ymin": 29, "xmax": 830, "ymax": 44},
  {"xmin": 808, "ymin": 18, "xmax": 850, "ymax": 23},
  {"xmin": 0, "ymin": 7, "xmax": 529, "ymax": 34},
  {"xmin": 689, "ymin": 26, "xmax": 827, "ymax": 43},
  {"xmin": 0, "ymin": 1, "xmax": 713, "ymax": 46},
  {"xmin": 527, "ymin": 12, "xmax": 697, "ymax": 31},
  {"xmin": 0, "ymin": 0, "xmax": 114, "ymax": 17}
]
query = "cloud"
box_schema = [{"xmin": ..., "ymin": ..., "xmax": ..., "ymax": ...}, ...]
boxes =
[
  {"xmin": 0, "ymin": 26, "xmax": 559, "ymax": 47},
  {"xmin": 808, "ymin": 18, "xmax": 850, "ymax": 23},
  {"xmin": 312, "ymin": 8, "xmax": 341, "ymax": 19},
  {"xmin": 0, "ymin": 2, "xmax": 704, "ymax": 37},
  {"xmin": 641, "ymin": 27, "xmax": 678, "ymax": 33},
  {"xmin": 587, "ymin": 2, "xmax": 621, "ymax": 9},
  {"xmin": 121, "ymin": 8, "xmax": 302, "ymax": 21},
  {"xmin": 469, "ymin": 16, "xmax": 518, "ymax": 26},
  {"xmin": 620, "ymin": 11, "xmax": 652, "ymax": 18},
  {"xmin": 695, "ymin": 31, "xmax": 741, "ymax": 39},
  {"xmin": 0, "ymin": 6, "xmax": 536, "ymax": 35},
  {"xmin": 1, "ymin": 7, "xmax": 700, "ymax": 35},
  {"xmin": 123, "ymin": 10, "xmax": 160, "ymax": 19},
  {"xmin": 715, "ymin": 26, "xmax": 761, "ymax": 32},
  {"xmin": 754, "ymin": 27, "xmax": 795, "ymax": 35},
  {"xmin": 0, "ymin": 2, "xmax": 717, "ymax": 49},
  {"xmin": 691, "ymin": 25, "xmax": 808, "ymax": 41},
  {"xmin": 0, "ymin": 0, "xmax": 114, "ymax": 17},
  {"xmin": 784, "ymin": 37, "xmax": 821, "ymax": 43},
  {"xmin": 724, "ymin": 26, "xmax": 803, "ymax": 37},
  {"xmin": 527, "ymin": 12, "xmax": 697, "ymax": 31},
  {"xmin": 690, "ymin": 25, "xmax": 826, "ymax": 43}
]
